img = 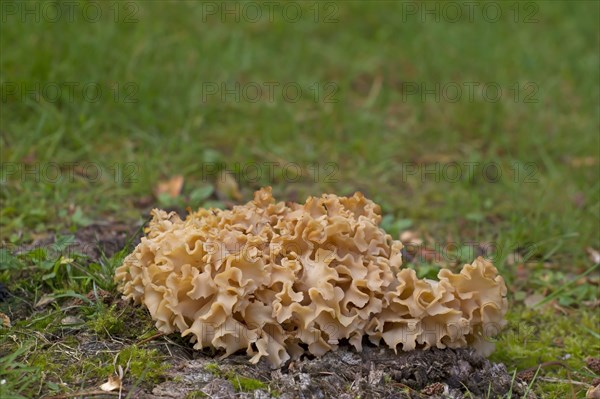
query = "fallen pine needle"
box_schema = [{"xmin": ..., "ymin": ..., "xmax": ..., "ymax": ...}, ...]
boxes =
[
  {"xmin": 136, "ymin": 332, "xmax": 166, "ymax": 346},
  {"xmin": 43, "ymin": 390, "xmax": 124, "ymax": 399},
  {"xmin": 537, "ymin": 377, "xmax": 591, "ymax": 387},
  {"xmin": 518, "ymin": 360, "xmax": 568, "ymax": 377}
]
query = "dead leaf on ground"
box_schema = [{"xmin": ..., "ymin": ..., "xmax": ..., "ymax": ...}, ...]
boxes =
[
  {"xmin": 101, "ymin": 364, "xmax": 124, "ymax": 393},
  {"xmin": 0, "ymin": 312, "xmax": 10, "ymax": 328},
  {"xmin": 568, "ymin": 156, "xmax": 598, "ymax": 168},
  {"xmin": 587, "ymin": 383, "xmax": 600, "ymax": 399},
  {"xmin": 35, "ymin": 294, "xmax": 56, "ymax": 308},
  {"xmin": 61, "ymin": 316, "xmax": 84, "ymax": 326},
  {"xmin": 551, "ymin": 302, "xmax": 569, "ymax": 315},
  {"xmin": 100, "ymin": 374, "xmax": 122, "ymax": 392},
  {"xmin": 154, "ymin": 175, "xmax": 184, "ymax": 198},
  {"xmin": 586, "ymin": 247, "xmax": 600, "ymax": 264},
  {"xmin": 582, "ymin": 299, "xmax": 600, "ymax": 308}
]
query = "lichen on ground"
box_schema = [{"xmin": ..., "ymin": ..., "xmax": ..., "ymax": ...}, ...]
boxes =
[{"xmin": 142, "ymin": 345, "xmax": 533, "ymax": 399}]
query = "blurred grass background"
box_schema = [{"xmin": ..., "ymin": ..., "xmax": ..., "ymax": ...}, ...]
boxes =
[
  {"xmin": 0, "ymin": 1, "xmax": 599, "ymax": 397},
  {"xmin": 2, "ymin": 1, "xmax": 598, "ymax": 258},
  {"xmin": 2, "ymin": 1, "xmax": 598, "ymax": 261}
]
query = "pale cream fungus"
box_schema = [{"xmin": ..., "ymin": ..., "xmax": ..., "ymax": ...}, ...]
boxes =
[{"xmin": 115, "ymin": 187, "xmax": 507, "ymax": 367}]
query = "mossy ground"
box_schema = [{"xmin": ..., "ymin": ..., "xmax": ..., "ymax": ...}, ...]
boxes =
[
  {"xmin": 0, "ymin": 255, "xmax": 169, "ymax": 397},
  {"xmin": 1, "ymin": 232, "xmax": 598, "ymax": 398},
  {"xmin": 1, "ymin": 1, "xmax": 599, "ymax": 398},
  {"xmin": 205, "ymin": 362, "xmax": 268, "ymax": 392}
]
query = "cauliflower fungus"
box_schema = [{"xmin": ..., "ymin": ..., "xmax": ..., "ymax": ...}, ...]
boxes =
[{"xmin": 115, "ymin": 187, "xmax": 507, "ymax": 367}]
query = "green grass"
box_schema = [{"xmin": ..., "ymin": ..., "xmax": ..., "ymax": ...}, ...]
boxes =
[{"xmin": 1, "ymin": 1, "xmax": 599, "ymax": 398}]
